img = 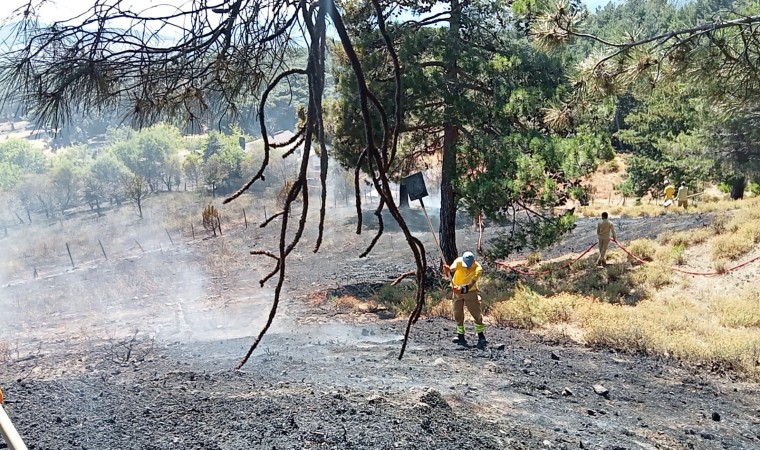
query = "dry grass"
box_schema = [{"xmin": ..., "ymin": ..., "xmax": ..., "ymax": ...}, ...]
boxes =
[
  {"xmin": 670, "ymin": 244, "xmax": 687, "ymax": 265},
  {"xmin": 713, "ymin": 259, "xmax": 729, "ymax": 274},
  {"xmin": 333, "ymin": 295, "xmax": 361, "ymax": 310},
  {"xmin": 332, "ymin": 295, "xmax": 382, "ymax": 313},
  {"xmin": 487, "ymin": 286, "xmax": 760, "ymax": 378},
  {"xmin": 490, "ymin": 285, "xmax": 551, "ymax": 330},
  {"xmin": 627, "ymin": 239, "xmax": 656, "ymax": 261},
  {"xmin": 712, "ymin": 233, "xmax": 754, "ymax": 261},
  {"xmin": 490, "ymin": 286, "xmax": 581, "ymax": 330},
  {"xmin": 0, "ymin": 341, "xmax": 12, "ymax": 363},
  {"xmin": 710, "ymin": 294, "xmax": 760, "ymax": 328},
  {"xmin": 654, "ymin": 244, "xmax": 686, "ymax": 266},
  {"xmin": 689, "ymin": 228, "xmax": 713, "ymax": 245},
  {"xmin": 489, "ymin": 198, "xmax": 760, "ymax": 378},
  {"xmin": 355, "ymin": 300, "xmax": 382, "ymax": 313},
  {"xmin": 580, "ymin": 298, "xmax": 760, "ymax": 376},
  {"xmin": 486, "ymin": 181, "xmax": 760, "ymax": 377},
  {"xmin": 307, "ymin": 291, "xmax": 328, "ymax": 306},
  {"xmin": 577, "ymin": 196, "xmax": 760, "ymax": 220},
  {"xmin": 658, "ymin": 228, "xmax": 711, "ymax": 246},
  {"xmin": 707, "ymin": 204, "xmax": 760, "ymax": 261},
  {"xmin": 631, "ymin": 263, "xmax": 671, "ymax": 288},
  {"xmin": 599, "ymin": 159, "xmax": 620, "ymax": 174},
  {"xmin": 428, "ymin": 299, "xmax": 453, "ymax": 319},
  {"xmin": 738, "ymin": 219, "xmax": 760, "ymax": 244},
  {"xmin": 711, "ymin": 215, "xmax": 730, "ymax": 235},
  {"xmin": 527, "ymin": 251, "xmax": 542, "ymax": 266}
]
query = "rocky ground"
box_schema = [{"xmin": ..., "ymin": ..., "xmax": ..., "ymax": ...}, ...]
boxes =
[{"xmin": 2, "ymin": 205, "xmax": 759, "ymax": 449}]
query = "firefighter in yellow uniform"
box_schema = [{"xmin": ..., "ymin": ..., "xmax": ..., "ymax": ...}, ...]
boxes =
[
  {"xmin": 444, "ymin": 251, "xmax": 486, "ymax": 349},
  {"xmin": 664, "ymin": 180, "xmax": 676, "ymax": 206},
  {"xmin": 677, "ymin": 181, "xmax": 688, "ymax": 209},
  {"xmin": 596, "ymin": 212, "xmax": 616, "ymax": 267}
]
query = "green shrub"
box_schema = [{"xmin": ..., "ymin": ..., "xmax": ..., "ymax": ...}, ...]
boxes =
[{"xmin": 671, "ymin": 244, "xmax": 686, "ymax": 265}]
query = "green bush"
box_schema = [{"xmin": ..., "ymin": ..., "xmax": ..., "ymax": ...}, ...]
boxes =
[{"xmin": 671, "ymin": 244, "xmax": 686, "ymax": 265}]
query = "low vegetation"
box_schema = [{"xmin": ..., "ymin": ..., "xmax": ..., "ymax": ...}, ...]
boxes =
[
  {"xmin": 292, "ymin": 194, "xmax": 760, "ymax": 378},
  {"xmin": 476, "ymin": 200, "xmax": 760, "ymax": 379}
]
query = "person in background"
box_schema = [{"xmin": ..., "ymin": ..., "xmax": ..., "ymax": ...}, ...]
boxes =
[
  {"xmin": 596, "ymin": 212, "xmax": 616, "ymax": 267},
  {"xmin": 443, "ymin": 251, "xmax": 487, "ymax": 349},
  {"xmin": 677, "ymin": 181, "xmax": 689, "ymax": 209},
  {"xmin": 664, "ymin": 179, "xmax": 676, "ymax": 206}
]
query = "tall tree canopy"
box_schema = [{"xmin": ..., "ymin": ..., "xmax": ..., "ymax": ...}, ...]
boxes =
[{"xmin": 330, "ymin": 0, "xmax": 610, "ymax": 263}]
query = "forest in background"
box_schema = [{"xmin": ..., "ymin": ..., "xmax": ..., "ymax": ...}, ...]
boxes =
[{"xmin": 2, "ymin": 0, "xmax": 760, "ymax": 259}]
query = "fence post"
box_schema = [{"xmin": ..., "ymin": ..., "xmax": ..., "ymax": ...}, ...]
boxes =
[
  {"xmin": 98, "ymin": 240, "xmax": 108, "ymax": 260},
  {"xmin": 243, "ymin": 209, "xmax": 248, "ymax": 229},
  {"xmin": 65, "ymin": 243, "xmax": 75, "ymax": 269},
  {"xmin": 191, "ymin": 223, "xmax": 195, "ymax": 240},
  {"xmin": 165, "ymin": 228, "xmax": 175, "ymax": 246},
  {"xmin": 134, "ymin": 239, "xmax": 144, "ymax": 253}
]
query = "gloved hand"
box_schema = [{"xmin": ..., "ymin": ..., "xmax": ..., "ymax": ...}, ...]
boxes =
[{"xmin": 460, "ymin": 284, "xmax": 470, "ymax": 294}]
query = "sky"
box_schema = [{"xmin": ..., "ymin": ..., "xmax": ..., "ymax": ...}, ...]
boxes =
[
  {"xmin": 586, "ymin": 0, "xmax": 614, "ymax": 12},
  {"xmin": 1, "ymin": 0, "xmax": 616, "ymax": 24}
]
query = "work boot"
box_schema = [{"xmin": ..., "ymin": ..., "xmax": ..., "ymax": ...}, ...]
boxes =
[
  {"xmin": 452, "ymin": 334, "xmax": 467, "ymax": 346},
  {"xmin": 476, "ymin": 332, "xmax": 487, "ymax": 350}
]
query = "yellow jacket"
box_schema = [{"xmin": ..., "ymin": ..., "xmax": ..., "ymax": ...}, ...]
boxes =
[
  {"xmin": 448, "ymin": 257, "xmax": 483, "ymax": 291},
  {"xmin": 597, "ymin": 219, "xmax": 616, "ymax": 240},
  {"xmin": 664, "ymin": 185, "xmax": 676, "ymax": 200},
  {"xmin": 677, "ymin": 185, "xmax": 688, "ymax": 200}
]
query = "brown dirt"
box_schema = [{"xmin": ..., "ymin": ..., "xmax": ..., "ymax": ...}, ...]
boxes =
[{"xmin": 583, "ymin": 155, "xmax": 628, "ymax": 205}]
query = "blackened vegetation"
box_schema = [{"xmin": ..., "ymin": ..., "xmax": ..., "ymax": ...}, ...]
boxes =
[{"xmin": 1, "ymin": 0, "xmax": 430, "ymax": 367}]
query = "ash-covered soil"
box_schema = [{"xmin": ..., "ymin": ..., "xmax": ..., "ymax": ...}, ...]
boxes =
[
  {"xmin": 2, "ymin": 204, "xmax": 759, "ymax": 449},
  {"xmin": 4, "ymin": 319, "xmax": 760, "ymax": 449}
]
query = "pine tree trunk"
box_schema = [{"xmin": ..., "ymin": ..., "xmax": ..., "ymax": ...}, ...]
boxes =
[
  {"xmin": 439, "ymin": 0, "xmax": 460, "ymax": 265},
  {"xmin": 730, "ymin": 174, "xmax": 745, "ymax": 200}
]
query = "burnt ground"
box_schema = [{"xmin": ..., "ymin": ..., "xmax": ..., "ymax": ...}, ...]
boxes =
[{"xmin": 2, "ymin": 205, "xmax": 759, "ymax": 449}]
